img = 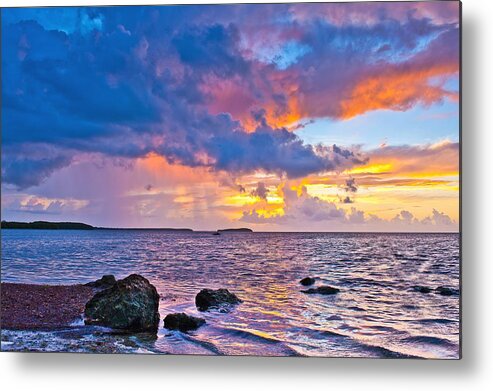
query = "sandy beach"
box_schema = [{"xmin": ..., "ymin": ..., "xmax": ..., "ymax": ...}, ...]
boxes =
[{"xmin": 1, "ymin": 283, "xmax": 95, "ymax": 330}]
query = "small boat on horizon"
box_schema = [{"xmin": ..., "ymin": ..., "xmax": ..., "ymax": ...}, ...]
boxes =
[{"xmin": 212, "ymin": 231, "xmax": 221, "ymax": 236}]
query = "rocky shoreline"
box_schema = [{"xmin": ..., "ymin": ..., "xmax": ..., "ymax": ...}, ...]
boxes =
[
  {"xmin": 1, "ymin": 274, "xmax": 458, "ymax": 336},
  {"xmin": 1, "ymin": 274, "xmax": 243, "ymax": 334}
]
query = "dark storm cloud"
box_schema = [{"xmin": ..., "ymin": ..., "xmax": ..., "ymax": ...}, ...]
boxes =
[
  {"xmin": 1, "ymin": 4, "xmax": 458, "ymax": 188},
  {"xmin": 172, "ymin": 24, "xmax": 249, "ymax": 78},
  {"xmin": 1, "ymin": 146, "xmax": 73, "ymax": 189}
]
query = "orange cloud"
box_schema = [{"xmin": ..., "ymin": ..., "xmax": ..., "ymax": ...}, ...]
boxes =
[
  {"xmin": 202, "ymin": 69, "xmax": 304, "ymax": 131},
  {"xmin": 340, "ymin": 63, "xmax": 458, "ymax": 120},
  {"xmin": 361, "ymin": 141, "xmax": 459, "ymax": 178},
  {"xmin": 137, "ymin": 153, "xmax": 216, "ymax": 184}
]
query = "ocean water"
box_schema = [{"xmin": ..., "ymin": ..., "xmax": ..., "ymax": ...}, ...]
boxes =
[{"xmin": 0, "ymin": 230, "xmax": 460, "ymax": 358}]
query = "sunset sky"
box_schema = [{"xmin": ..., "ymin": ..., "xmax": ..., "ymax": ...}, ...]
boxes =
[{"xmin": 1, "ymin": 2, "xmax": 460, "ymax": 232}]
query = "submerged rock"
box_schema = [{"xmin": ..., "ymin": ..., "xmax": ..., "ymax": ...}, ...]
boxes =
[
  {"xmin": 163, "ymin": 313, "xmax": 205, "ymax": 332},
  {"xmin": 195, "ymin": 288, "xmax": 242, "ymax": 311},
  {"xmin": 300, "ymin": 277, "xmax": 316, "ymax": 286},
  {"xmin": 412, "ymin": 285, "xmax": 432, "ymax": 294},
  {"xmin": 436, "ymin": 286, "xmax": 459, "ymax": 296},
  {"xmin": 301, "ymin": 286, "xmax": 340, "ymax": 295},
  {"xmin": 84, "ymin": 275, "xmax": 117, "ymax": 290},
  {"xmin": 84, "ymin": 274, "xmax": 160, "ymax": 332}
]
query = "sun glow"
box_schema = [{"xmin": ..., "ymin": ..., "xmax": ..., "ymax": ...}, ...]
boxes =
[{"xmin": 346, "ymin": 163, "xmax": 393, "ymax": 175}]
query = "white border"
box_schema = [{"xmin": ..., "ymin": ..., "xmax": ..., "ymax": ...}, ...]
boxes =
[{"xmin": 1, "ymin": 0, "xmax": 492, "ymax": 390}]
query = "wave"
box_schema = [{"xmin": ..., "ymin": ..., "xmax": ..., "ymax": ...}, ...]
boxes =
[
  {"xmin": 347, "ymin": 306, "xmax": 366, "ymax": 312},
  {"xmin": 178, "ymin": 332, "xmax": 224, "ymax": 355},
  {"xmin": 213, "ymin": 326, "xmax": 303, "ymax": 356},
  {"xmin": 336, "ymin": 277, "xmax": 392, "ymax": 288},
  {"xmin": 360, "ymin": 343, "xmax": 422, "ymax": 359},
  {"xmin": 366, "ymin": 325, "xmax": 403, "ymax": 333},
  {"xmin": 415, "ymin": 318, "xmax": 456, "ymax": 325},
  {"xmin": 218, "ymin": 327, "xmax": 283, "ymax": 344},
  {"xmin": 402, "ymin": 335, "xmax": 456, "ymax": 348},
  {"xmin": 286, "ymin": 325, "xmax": 421, "ymax": 358},
  {"xmin": 288, "ymin": 325, "xmax": 347, "ymax": 339}
]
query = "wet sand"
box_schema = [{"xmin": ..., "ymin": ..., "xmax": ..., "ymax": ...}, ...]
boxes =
[{"xmin": 1, "ymin": 283, "xmax": 95, "ymax": 330}]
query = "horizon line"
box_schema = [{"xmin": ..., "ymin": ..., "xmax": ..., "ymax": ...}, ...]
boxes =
[{"xmin": 0, "ymin": 220, "xmax": 460, "ymax": 234}]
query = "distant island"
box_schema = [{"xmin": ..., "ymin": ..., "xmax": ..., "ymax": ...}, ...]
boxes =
[
  {"xmin": 1, "ymin": 221, "xmax": 95, "ymax": 230},
  {"xmin": 218, "ymin": 228, "xmax": 253, "ymax": 233}
]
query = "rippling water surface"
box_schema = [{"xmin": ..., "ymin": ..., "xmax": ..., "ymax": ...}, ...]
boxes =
[{"xmin": 1, "ymin": 230, "xmax": 460, "ymax": 358}]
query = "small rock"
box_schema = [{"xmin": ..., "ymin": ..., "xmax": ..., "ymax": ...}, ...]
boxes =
[
  {"xmin": 301, "ymin": 286, "xmax": 340, "ymax": 295},
  {"xmin": 84, "ymin": 275, "xmax": 117, "ymax": 290},
  {"xmin": 84, "ymin": 274, "xmax": 160, "ymax": 332},
  {"xmin": 163, "ymin": 313, "xmax": 205, "ymax": 332},
  {"xmin": 412, "ymin": 285, "xmax": 432, "ymax": 294},
  {"xmin": 195, "ymin": 288, "xmax": 242, "ymax": 311},
  {"xmin": 435, "ymin": 286, "xmax": 459, "ymax": 296},
  {"xmin": 300, "ymin": 277, "xmax": 315, "ymax": 286}
]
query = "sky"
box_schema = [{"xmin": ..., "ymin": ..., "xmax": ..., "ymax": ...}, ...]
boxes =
[{"xmin": 0, "ymin": 2, "xmax": 460, "ymax": 232}]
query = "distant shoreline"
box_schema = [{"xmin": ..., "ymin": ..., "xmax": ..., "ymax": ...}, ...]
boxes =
[
  {"xmin": 0, "ymin": 220, "xmax": 251, "ymax": 233},
  {"xmin": 1, "ymin": 221, "xmax": 95, "ymax": 230},
  {"xmin": 0, "ymin": 221, "xmax": 459, "ymax": 234}
]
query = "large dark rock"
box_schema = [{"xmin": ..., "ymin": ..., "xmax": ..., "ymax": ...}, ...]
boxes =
[
  {"xmin": 163, "ymin": 313, "xmax": 205, "ymax": 332},
  {"xmin": 84, "ymin": 275, "xmax": 117, "ymax": 290},
  {"xmin": 300, "ymin": 277, "xmax": 316, "ymax": 286},
  {"xmin": 84, "ymin": 274, "xmax": 160, "ymax": 332},
  {"xmin": 301, "ymin": 286, "xmax": 340, "ymax": 295},
  {"xmin": 435, "ymin": 286, "xmax": 459, "ymax": 296},
  {"xmin": 195, "ymin": 288, "xmax": 242, "ymax": 311},
  {"xmin": 412, "ymin": 285, "xmax": 432, "ymax": 294}
]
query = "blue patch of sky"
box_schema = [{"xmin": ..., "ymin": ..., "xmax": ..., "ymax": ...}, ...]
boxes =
[
  {"xmin": 297, "ymin": 100, "xmax": 459, "ymax": 150},
  {"xmin": 2, "ymin": 7, "xmax": 103, "ymax": 35},
  {"xmin": 374, "ymin": 30, "xmax": 446, "ymax": 64},
  {"xmin": 255, "ymin": 40, "xmax": 312, "ymax": 70},
  {"xmin": 444, "ymin": 77, "xmax": 459, "ymax": 92},
  {"xmin": 80, "ymin": 12, "xmax": 104, "ymax": 35},
  {"xmin": 429, "ymin": 75, "xmax": 459, "ymax": 93},
  {"xmin": 325, "ymin": 21, "xmax": 448, "ymax": 66}
]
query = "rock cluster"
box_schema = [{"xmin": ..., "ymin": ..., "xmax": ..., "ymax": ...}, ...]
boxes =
[
  {"xmin": 83, "ymin": 274, "xmax": 244, "ymax": 333},
  {"xmin": 411, "ymin": 285, "xmax": 459, "ymax": 296}
]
